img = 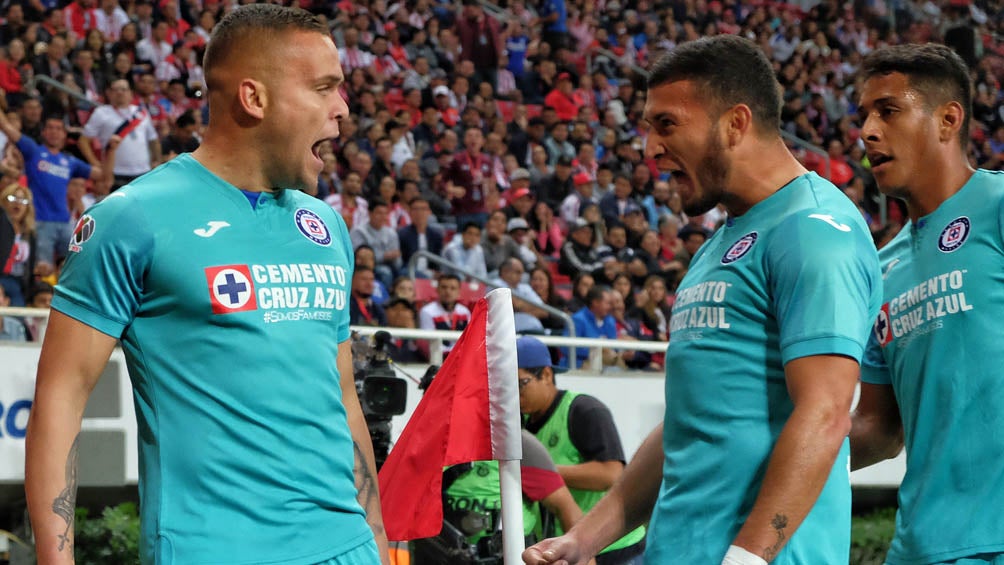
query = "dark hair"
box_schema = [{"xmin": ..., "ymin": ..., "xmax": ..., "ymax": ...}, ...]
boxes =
[
  {"xmin": 176, "ymin": 110, "xmax": 197, "ymax": 129},
  {"xmin": 461, "ymin": 221, "xmax": 481, "ymax": 233},
  {"xmin": 203, "ymin": 4, "xmax": 326, "ymax": 92},
  {"xmin": 647, "ymin": 34, "xmax": 781, "ymax": 133},
  {"xmin": 585, "ymin": 284, "xmax": 609, "ymax": 307},
  {"xmin": 861, "ymin": 43, "xmax": 972, "ymax": 149},
  {"xmin": 438, "ymin": 272, "xmax": 461, "ymax": 284},
  {"xmin": 530, "ymin": 266, "xmax": 555, "ymax": 301},
  {"xmin": 369, "ymin": 197, "xmax": 389, "ymax": 210}
]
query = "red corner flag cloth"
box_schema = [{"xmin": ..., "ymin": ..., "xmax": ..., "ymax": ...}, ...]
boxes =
[{"xmin": 378, "ymin": 288, "xmax": 522, "ymax": 541}]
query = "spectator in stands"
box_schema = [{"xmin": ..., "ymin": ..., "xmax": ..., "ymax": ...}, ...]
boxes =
[
  {"xmin": 0, "ymin": 40, "xmax": 30, "ymax": 108},
  {"xmin": 398, "ymin": 196, "xmax": 443, "ymax": 279},
  {"xmin": 79, "ymin": 78, "xmax": 161, "ymax": 192},
  {"xmin": 443, "ymin": 126, "xmax": 494, "ymax": 227},
  {"xmin": 326, "ymin": 170, "xmax": 369, "ymax": 230},
  {"xmin": 559, "ymin": 217, "xmax": 604, "ymax": 279},
  {"xmin": 568, "ymin": 285, "xmax": 617, "ymax": 370},
  {"xmin": 25, "ymin": 281, "xmax": 54, "ymax": 340},
  {"xmin": 354, "ymin": 245, "xmax": 388, "ymax": 305},
  {"xmin": 137, "ymin": 19, "xmax": 172, "ymax": 69},
  {"xmin": 389, "ymin": 276, "xmax": 416, "ymax": 306},
  {"xmin": 442, "ymin": 221, "xmax": 488, "ymax": 280},
  {"xmin": 33, "ymin": 34, "xmax": 72, "ymax": 82},
  {"xmin": 349, "ymin": 266, "xmax": 387, "ymax": 327},
  {"xmin": 507, "ymin": 216, "xmax": 542, "ymax": 271},
  {"xmin": 161, "ymin": 109, "xmax": 201, "ymax": 159},
  {"xmin": 610, "ymin": 289, "xmax": 659, "ymax": 371},
  {"xmin": 599, "ymin": 173, "xmax": 636, "ymax": 227},
  {"xmin": 530, "ymin": 200, "xmax": 563, "ymax": 259},
  {"xmin": 418, "ymin": 272, "xmax": 470, "ymax": 357},
  {"xmin": 481, "ymin": 209, "xmax": 522, "ymax": 276},
  {"xmin": 501, "ymin": 169, "xmax": 534, "ymax": 221},
  {"xmin": 642, "ymin": 178, "xmax": 674, "ymax": 229},
  {"xmin": 456, "ymin": 0, "xmax": 502, "ymax": 89},
  {"xmin": 350, "ymin": 199, "xmax": 401, "ymax": 288},
  {"xmin": 493, "ymin": 257, "xmax": 548, "ymax": 333},
  {"xmin": 529, "ymin": 265, "xmax": 568, "ymax": 332},
  {"xmin": 675, "ymin": 223, "xmax": 712, "ymax": 268},
  {"xmin": 544, "ymin": 120, "xmax": 576, "ymax": 166},
  {"xmin": 384, "ymin": 297, "xmax": 425, "ymax": 363},
  {"xmin": 16, "ymin": 98, "xmax": 44, "ymax": 143},
  {"xmin": 537, "ymin": 154, "xmax": 574, "ymax": 211},
  {"xmin": 560, "ymin": 172, "xmax": 598, "ymax": 225},
  {"xmin": 545, "ymin": 73, "xmax": 583, "ymax": 122},
  {"xmin": 0, "ymin": 284, "xmax": 27, "ymax": 341},
  {"xmin": 0, "ymin": 183, "xmax": 37, "ymax": 306},
  {"xmin": 0, "ymin": 113, "xmax": 101, "ymax": 267}
]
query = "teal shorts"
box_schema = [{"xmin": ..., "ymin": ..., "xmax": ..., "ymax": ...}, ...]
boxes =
[{"xmin": 314, "ymin": 538, "xmax": 380, "ymax": 565}]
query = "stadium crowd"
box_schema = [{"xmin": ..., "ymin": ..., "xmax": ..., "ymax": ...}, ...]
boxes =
[{"xmin": 1, "ymin": 0, "xmax": 1004, "ymax": 368}]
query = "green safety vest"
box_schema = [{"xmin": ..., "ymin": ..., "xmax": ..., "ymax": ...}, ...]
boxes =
[
  {"xmin": 444, "ymin": 460, "xmax": 541, "ymax": 545},
  {"xmin": 530, "ymin": 391, "xmax": 646, "ymax": 555}
]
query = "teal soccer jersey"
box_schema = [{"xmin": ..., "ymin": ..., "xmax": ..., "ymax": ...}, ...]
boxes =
[
  {"xmin": 645, "ymin": 173, "xmax": 881, "ymax": 564},
  {"xmin": 862, "ymin": 169, "xmax": 1004, "ymax": 565},
  {"xmin": 53, "ymin": 155, "xmax": 372, "ymax": 564}
]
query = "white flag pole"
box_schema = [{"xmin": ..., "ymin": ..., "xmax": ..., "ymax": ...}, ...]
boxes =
[{"xmin": 485, "ymin": 288, "xmax": 524, "ymax": 564}]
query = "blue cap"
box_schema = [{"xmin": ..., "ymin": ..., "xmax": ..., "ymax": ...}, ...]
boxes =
[{"xmin": 516, "ymin": 336, "xmax": 567, "ymax": 372}]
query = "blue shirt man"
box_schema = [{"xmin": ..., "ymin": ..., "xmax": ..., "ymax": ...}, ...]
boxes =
[{"xmin": 568, "ymin": 286, "xmax": 617, "ymax": 369}]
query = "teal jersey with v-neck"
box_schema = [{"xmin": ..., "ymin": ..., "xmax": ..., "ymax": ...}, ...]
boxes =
[
  {"xmin": 645, "ymin": 172, "xmax": 881, "ymax": 564},
  {"xmin": 862, "ymin": 169, "xmax": 1004, "ymax": 565},
  {"xmin": 52, "ymin": 154, "xmax": 371, "ymax": 564}
]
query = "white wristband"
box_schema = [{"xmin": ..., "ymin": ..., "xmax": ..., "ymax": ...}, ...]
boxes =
[{"xmin": 722, "ymin": 545, "xmax": 769, "ymax": 565}]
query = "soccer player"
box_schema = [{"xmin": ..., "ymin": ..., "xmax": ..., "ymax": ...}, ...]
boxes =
[
  {"xmin": 850, "ymin": 44, "xmax": 1004, "ymax": 564},
  {"xmin": 25, "ymin": 5, "xmax": 389, "ymax": 565},
  {"xmin": 524, "ymin": 35, "xmax": 881, "ymax": 565}
]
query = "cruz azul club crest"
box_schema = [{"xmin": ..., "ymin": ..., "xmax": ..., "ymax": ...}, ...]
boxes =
[
  {"xmin": 938, "ymin": 217, "xmax": 970, "ymax": 253},
  {"xmin": 721, "ymin": 232, "xmax": 758, "ymax": 264},
  {"xmin": 295, "ymin": 208, "xmax": 331, "ymax": 246}
]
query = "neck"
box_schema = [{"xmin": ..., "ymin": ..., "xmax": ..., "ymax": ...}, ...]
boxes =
[
  {"xmin": 904, "ymin": 150, "xmax": 975, "ymax": 222},
  {"xmin": 530, "ymin": 388, "xmax": 559, "ymax": 423},
  {"xmin": 723, "ymin": 136, "xmax": 807, "ymax": 217},
  {"xmin": 441, "ymin": 300, "xmax": 455, "ymax": 310},
  {"xmin": 193, "ymin": 128, "xmax": 276, "ymax": 192}
]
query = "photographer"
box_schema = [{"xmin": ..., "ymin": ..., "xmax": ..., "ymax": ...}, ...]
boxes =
[{"xmin": 413, "ymin": 430, "xmax": 589, "ymax": 565}]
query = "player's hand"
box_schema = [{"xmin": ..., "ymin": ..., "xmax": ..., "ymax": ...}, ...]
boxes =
[{"xmin": 522, "ymin": 534, "xmax": 592, "ymax": 565}]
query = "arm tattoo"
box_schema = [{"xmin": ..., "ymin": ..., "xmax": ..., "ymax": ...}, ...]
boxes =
[
  {"xmin": 762, "ymin": 513, "xmax": 789, "ymax": 562},
  {"xmin": 353, "ymin": 441, "xmax": 384, "ymax": 536},
  {"xmin": 52, "ymin": 435, "xmax": 80, "ymax": 553}
]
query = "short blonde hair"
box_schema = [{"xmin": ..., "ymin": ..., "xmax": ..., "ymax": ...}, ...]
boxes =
[{"xmin": 0, "ymin": 183, "xmax": 35, "ymax": 236}]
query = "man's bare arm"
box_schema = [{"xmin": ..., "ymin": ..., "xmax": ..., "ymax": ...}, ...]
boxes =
[
  {"xmin": 730, "ymin": 354, "xmax": 858, "ymax": 562},
  {"xmin": 523, "ymin": 423, "xmax": 664, "ymax": 565},
  {"xmin": 555, "ymin": 460, "xmax": 623, "ymax": 491},
  {"xmin": 26, "ymin": 311, "xmax": 118, "ymax": 564},
  {"xmin": 850, "ymin": 383, "xmax": 904, "ymax": 471},
  {"xmin": 337, "ymin": 340, "xmax": 390, "ymax": 564}
]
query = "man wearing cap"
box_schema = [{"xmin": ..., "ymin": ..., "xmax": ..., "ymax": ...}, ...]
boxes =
[
  {"xmin": 507, "ymin": 216, "xmax": 542, "ymax": 271},
  {"xmin": 545, "ymin": 73, "xmax": 584, "ymax": 122},
  {"xmin": 517, "ymin": 335, "xmax": 646, "ymax": 563},
  {"xmin": 559, "ymin": 218, "xmax": 604, "ymax": 279},
  {"xmin": 560, "ymin": 172, "xmax": 599, "ymax": 225},
  {"xmin": 502, "ymin": 169, "xmax": 535, "ymax": 221},
  {"xmin": 538, "ymin": 155, "xmax": 575, "ymax": 212}
]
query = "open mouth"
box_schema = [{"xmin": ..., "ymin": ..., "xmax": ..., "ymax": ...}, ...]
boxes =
[
  {"xmin": 868, "ymin": 153, "xmax": 893, "ymax": 169},
  {"xmin": 310, "ymin": 138, "xmax": 330, "ymax": 161}
]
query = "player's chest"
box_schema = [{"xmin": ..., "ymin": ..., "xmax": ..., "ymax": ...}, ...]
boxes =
[{"xmin": 144, "ymin": 207, "xmax": 351, "ymax": 324}]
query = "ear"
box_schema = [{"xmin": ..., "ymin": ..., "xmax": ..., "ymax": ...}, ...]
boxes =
[
  {"xmin": 723, "ymin": 103, "xmax": 753, "ymax": 148},
  {"xmin": 237, "ymin": 78, "xmax": 267, "ymax": 120},
  {"xmin": 938, "ymin": 101, "xmax": 965, "ymax": 144}
]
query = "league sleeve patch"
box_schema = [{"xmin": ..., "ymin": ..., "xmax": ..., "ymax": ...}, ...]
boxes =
[
  {"xmin": 295, "ymin": 208, "xmax": 332, "ymax": 246},
  {"xmin": 68, "ymin": 214, "xmax": 96, "ymax": 253},
  {"xmin": 205, "ymin": 264, "xmax": 258, "ymax": 314}
]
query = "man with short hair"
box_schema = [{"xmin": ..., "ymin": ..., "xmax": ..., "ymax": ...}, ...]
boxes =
[
  {"xmin": 443, "ymin": 127, "xmax": 494, "ymax": 227},
  {"xmin": 526, "ymin": 34, "xmax": 880, "ymax": 565},
  {"xmin": 350, "ymin": 199, "xmax": 402, "ymax": 288},
  {"xmin": 493, "ymin": 256, "xmax": 548, "ymax": 332},
  {"xmin": 25, "ymin": 6, "xmax": 388, "ymax": 564},
  {"xmin": 398, "ymin": 197, "xmax": 443, "ymax": 279},
  {"xmin": 350, "ymin": 266, "xmax": 387, "ymax": 327},
  {"xmin": 481, "ymin": 209, "xmax": 523, "ymax": 276},
  {"xmin": 0, "ymin": 285, "xmax": 27, "ymax": 341},
  {"xmin": 568, "ymin": 285, "xmax": 618, "ymax": 370},
  {"xmin": 517, "ymin": 335, "xmax": 645, "ymax": 563},
  {"xmin": 79, "ymin": 79, "xmax": 161, "ymax": 192},
  {"xmin": 418, "ymin": 273, "xmax": 470, "ymax": 356},
  {"xmin": 442, "ymin": 221, "xmax": 488, "ymax": 280},
  {"xmin": 850, "ymin": 44, "xmax": 1004, "ymax": 565}
]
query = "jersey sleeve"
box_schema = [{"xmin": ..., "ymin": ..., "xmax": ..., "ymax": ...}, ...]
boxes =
[
  {"xmin": 52, "ymin": 193, "xmax": 154, "ymax": 337},
  {"xmin": 767, "ymin": 212, "xmax": 881, "ymax": 365},
  {"xmin": 860, "ymin": 329, "xmax": 892, "ymax": 385},
  {"xmin": 70, "ymin": 156, "xmax": 92, "ymax": 179},
  {"xmin": 335, "ymin": 208, "xmax": 354, "ymax": 343},
  {"xmin": 15, "ymin": 134, "xmax": 39, "ymax": 161},
  {"xmin": 567, "ymin": 394, "xmax": 626, "ymax": 464}
]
